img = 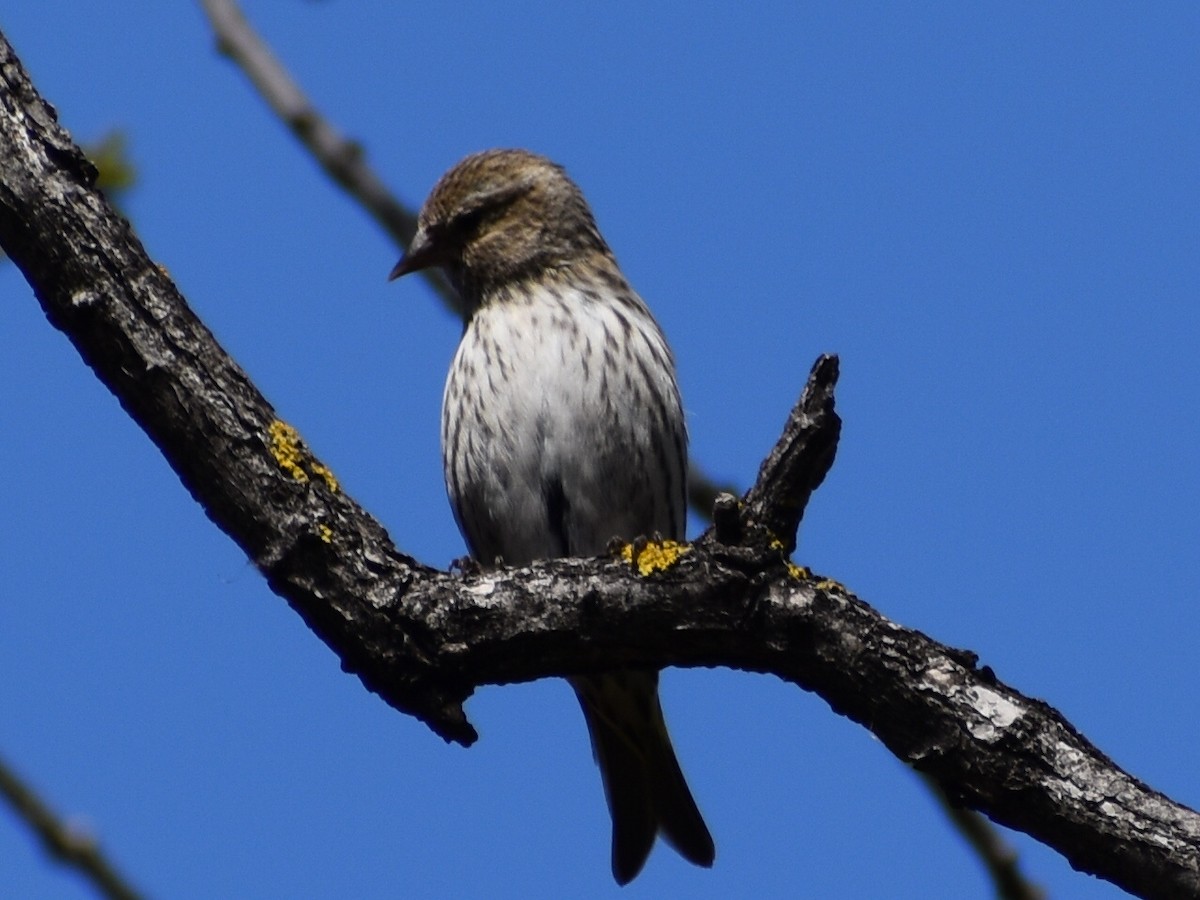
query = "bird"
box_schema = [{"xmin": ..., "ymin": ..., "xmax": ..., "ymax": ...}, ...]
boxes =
[{"xmin": 389, "ymin": 149, "xmax": 715, "ymax": 884}]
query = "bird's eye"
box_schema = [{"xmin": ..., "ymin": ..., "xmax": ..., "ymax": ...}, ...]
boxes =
[
  {"xmin": 449, "ymin": 204, "xmax": 489, "ymax": 236},
  {"xmin": 446, "ymin": 181, "xmax": 529, "ymax": 238}
]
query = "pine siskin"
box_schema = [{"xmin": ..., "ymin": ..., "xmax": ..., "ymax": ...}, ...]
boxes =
[{"xmin": 390, "ymin": 148, "xmax": 714, "ymax": 884}]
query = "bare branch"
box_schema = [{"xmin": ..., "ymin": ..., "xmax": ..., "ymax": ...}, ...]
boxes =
[
  {"xmin": 3, "ymin": 24, "xmax": 1194, "ymax": 900},
  {"xmin": 196, "ymin": 0, "xmax": 460, "ymax": 313},
  {"xmin": 741, "ymin": 354, "xmax": 840, "ymax": 553},
  {"xmin": 0, "ymin": 755, "xmax": 143, "ymax": 900},
  {"xmin": 925, "ymin": 772, "xmax": 1046, "ymax": 900}
]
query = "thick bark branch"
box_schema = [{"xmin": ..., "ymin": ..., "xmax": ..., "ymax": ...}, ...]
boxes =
[{"xmin": 2, "ymin": 27, "xmax": 1198, "ymax": 900}]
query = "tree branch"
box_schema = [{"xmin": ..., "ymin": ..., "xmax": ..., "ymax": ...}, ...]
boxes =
[
  {"xmin": 197, "ymin": 0, "xmax": 456, "ymax": 313},
  {"xmin": 928, "ymin": 776, "xmax": 1046, "ymax": 900},
  {"xmin": 2, "ymin": 25, "xmax": 1197, "ymax": 900},
  {"xmin": 0, "ymin": 755, "xmax": 143, "ymax": 900}
]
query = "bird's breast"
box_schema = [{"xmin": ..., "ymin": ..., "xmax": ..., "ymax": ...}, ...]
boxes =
[{"xmin": 441, "ymin": 283, "xmax": 686, "ymax": 564}]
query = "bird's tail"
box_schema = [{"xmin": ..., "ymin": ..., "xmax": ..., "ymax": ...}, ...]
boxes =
[{"xmin": 572, "ymin": 671, "xmax": 715, "ymax": 885}]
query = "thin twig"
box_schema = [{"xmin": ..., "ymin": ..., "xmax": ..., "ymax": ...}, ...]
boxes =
[
  {"xmin": 922, "ymin": 772, "xmax": 1046, "ymax": 900},
  {"xmin": 0, "ymin": 755, "xmax": 144, "ymax": 900},
  {"xmin": 197, "ymin": 0, "xmax": 459, "ymax": 314}
]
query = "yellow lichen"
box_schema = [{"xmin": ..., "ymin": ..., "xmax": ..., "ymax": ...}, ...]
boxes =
[
  {"xmin": 814, "ymin": 578, "xmax": 842, "ymax": 592},
  {"xmin": 318, "ymin": 524, "xmax": 333, "ymax": 544},
  {"xmin": 269, "ymin": 420, "xmax": 309, "ymax": 483},
  {"xmin": 786, "ymin": 562, "xmax": 810, "ymax": 580},
  {"xmin": 621, "ymin": 539, "xmax": 691, "ymax": 576},
  {"xmin": 766, "ymin": 535, "xmax": 809, "ymax": 580},
  {"xmin": 310, "ymin": 461, "xmax": 340, "ymax": 493},
  {"xmin": 268, "ymin": 419, "xmax": 339, "ymax": 491}
]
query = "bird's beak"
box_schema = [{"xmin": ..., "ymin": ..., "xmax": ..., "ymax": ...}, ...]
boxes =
[{"xmin": 388, "ymin": 226, "xmax": 439, "ymax": 281}]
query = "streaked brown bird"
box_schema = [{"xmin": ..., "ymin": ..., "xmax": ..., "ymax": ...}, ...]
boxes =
[{"xmin": 390, "ymin": 149, "xmax": 714, "ymax": 884}]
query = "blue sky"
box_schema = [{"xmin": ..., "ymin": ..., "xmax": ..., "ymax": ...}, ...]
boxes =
[{"xmin": 3, "ymin": 4, "xmax": 1198, "ymax": 898}]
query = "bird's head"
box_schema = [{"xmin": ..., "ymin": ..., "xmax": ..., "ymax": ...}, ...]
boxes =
[{"xmin": 389, "ymin": 149, "xmax": 610, "ymax": 299}]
